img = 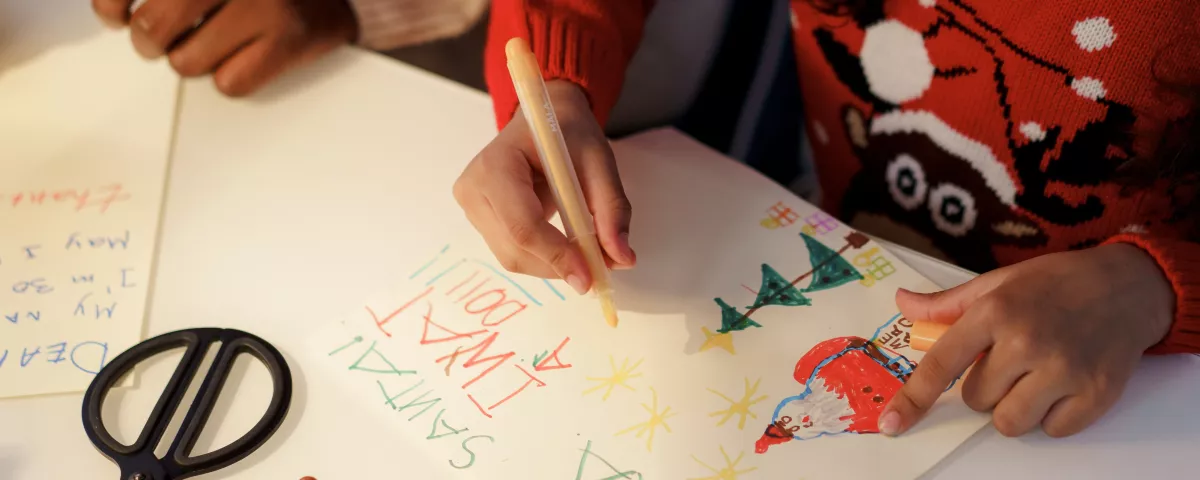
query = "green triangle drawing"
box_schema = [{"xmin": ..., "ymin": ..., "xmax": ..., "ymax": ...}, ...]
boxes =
[
  {"xmin": 715, "ymin": 297, "xmax": 761, "ymax": 334},
  {"xmin": 749, "ymin": 263, "xmax": 811, "ymax": 309},
  {"xmin": 575, "ymin": 440, "xmax": 644, "ymax": 480},
  {"xmin": 799, "ymin": 233, "xmax": 863, "ymax": 293}
]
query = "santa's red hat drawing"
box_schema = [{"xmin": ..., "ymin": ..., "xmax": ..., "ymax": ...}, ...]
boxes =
[{"xmin": 756, "ymin": 336, "xmax": 915, "ymax": 453}]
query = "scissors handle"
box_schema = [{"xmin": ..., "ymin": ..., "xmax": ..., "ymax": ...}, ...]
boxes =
[{"xmin": 82, "ymin": 328, "xmax": 293, "ymax": 480}]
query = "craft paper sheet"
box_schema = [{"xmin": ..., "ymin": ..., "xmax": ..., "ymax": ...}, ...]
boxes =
[
  {"xmin": 0, "ymin": 28, "xmax": 177, "ymax": 398},
  {"xmin": 306, "ymin": 130, "xmax": 990, "ymax": 479}
]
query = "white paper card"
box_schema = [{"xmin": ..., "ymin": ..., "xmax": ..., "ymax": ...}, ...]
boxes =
[
  {"xmin": 0, "ymin": 29, "xmax": 178, "ymax": 398},
  {"xmin": 304, "ymin": 129, "xmax": 990, "ymax": 479}
]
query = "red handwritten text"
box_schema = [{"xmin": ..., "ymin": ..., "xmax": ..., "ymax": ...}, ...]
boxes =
[
  {"xmin": 366, "ymin": 264, "xmax": 574, "ymax": 420},
  {"xmin": 2, "ymin": 184, "xmax": 131, "ymax": 213}
]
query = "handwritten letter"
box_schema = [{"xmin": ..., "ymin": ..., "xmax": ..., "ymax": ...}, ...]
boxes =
[{"xmin": 0, "ymin": 31, "xmax": 177, "ymax": 398}]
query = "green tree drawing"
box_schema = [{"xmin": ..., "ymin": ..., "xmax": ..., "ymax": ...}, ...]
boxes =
[
  {"xmin": 715, "ymin": 297, "xmax": 761, "ymax": 334},
  {"xmin": 798, "ymin": 233, "xmax": 863, "ymax": 293},
  {"xmin": 708, "ymin": 232, "xmax": 871, "ymax": 341},
  {"xmin": 748, "ymin": 264, "xmax": 811, "ymax": 309}
]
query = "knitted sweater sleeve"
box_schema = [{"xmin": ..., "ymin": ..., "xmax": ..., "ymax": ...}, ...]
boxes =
[
  {"xmin": 347, "ymin": 0, "xmax": 489, "ymax": 51},
  {"xmin": 484, "ymin": 0, "xmax": 656, "ymax": 129},
  {"xmin": 1104, "ymin": 233, "xmax": 1200, "ymax": 354}
]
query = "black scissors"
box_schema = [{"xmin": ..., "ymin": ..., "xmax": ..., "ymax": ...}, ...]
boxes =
[{"xmin": 82, "ymin": 328, "xmax": 293, "ymax": 480}]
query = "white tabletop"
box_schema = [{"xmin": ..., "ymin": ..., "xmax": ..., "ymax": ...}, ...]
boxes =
[{"xmin": 2, "ymin": 6, "xmax": 1198, "ymax": 479}]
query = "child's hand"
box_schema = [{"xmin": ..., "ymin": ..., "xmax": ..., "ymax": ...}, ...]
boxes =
[
  {"xmin": 92, "ymin": 0, "xmax": 358, "ymax": 96},
  {"xmin": 881, "ymin": 243, "xmax": 1174, "ymax": 438},
  {"xmin": 453, "ymin": 80, "xmax": 635, "ymax": 294}
]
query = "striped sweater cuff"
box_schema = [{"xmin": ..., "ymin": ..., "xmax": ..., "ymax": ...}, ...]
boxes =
[
  {"xmin": 348, "ymin": 0, "xmax": 487, "ymax": 51},
  {"xmin": 1104, "ymin": 233, "xmax": 1200, "ymax": 354}
]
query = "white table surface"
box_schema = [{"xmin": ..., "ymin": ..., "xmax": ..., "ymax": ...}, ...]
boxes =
[{"xmin": 3, "ymin": 7, "xmax": 1199, "ymax": 479}]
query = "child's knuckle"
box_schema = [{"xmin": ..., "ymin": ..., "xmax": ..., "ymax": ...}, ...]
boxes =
[
  {"xmin": 1003, "ymin": 330, "xmax": 1037, "ymax": 358},
  {"xmin": 545, "ymin": 246, "xmax": 570, "ymax": 272},
  {"xmin": 992, "ymin": 409, "xmax": 1026, "ymax": 437},
  {"xmin": 606, "ymin": 195, "xmax": 633, "ymax": 216},
  {"xmin": 168, "ymin": 53, "xmax": 204, "ymax": 77},
  {"xmin": 479, "ymin": 147, "xmax": 520, "ymax": 174},
  {"xmin": 961, "ymin": 388, "xmax": 991, "ymax": 413},
  {"xmin": 452, "ymin": 177, "xmax": 474, "ymax": 205},
  {"xmin": 497, "ymin": 255, "xmax": 523, "ymax": 274},
  {"xmin": 506, "ymin": 221, "xmax": 537, "ymax": 249},
  {"xmin": 975, "ymin": 294, "xmax": 1018, "ymax": 324},
  {"xmin": 1042, "ymin": 418, "xmax": 1075, "ymax": 438}
]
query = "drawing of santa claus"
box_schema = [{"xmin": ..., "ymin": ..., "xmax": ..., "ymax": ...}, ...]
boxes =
[{"xmin": 755, "ymin": 336, "xmax": 915, "ymax": 454}]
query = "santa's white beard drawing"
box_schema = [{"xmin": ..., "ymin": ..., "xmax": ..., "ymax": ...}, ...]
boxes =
[
  {"xmin": 755, "ymin": 336, "xmax": 911, "ymax": 454},
  {"xmin": 756, "ymin": 377, "xmax": 854, "ymax": 452}
]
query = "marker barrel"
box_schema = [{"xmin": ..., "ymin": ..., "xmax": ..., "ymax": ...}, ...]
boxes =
[{"xmin": 910, "ymin": 321, "xmax": 949, "ymax": 352}]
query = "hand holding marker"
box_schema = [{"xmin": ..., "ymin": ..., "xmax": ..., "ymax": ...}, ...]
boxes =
[{"xmin": 504, "ymin": 37, "xmax": 620, "ymax": 327}]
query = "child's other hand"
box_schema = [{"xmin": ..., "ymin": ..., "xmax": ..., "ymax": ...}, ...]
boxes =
[
  {"xmin": 881, "ymin": 243, "xmax": 1174, "ymax": 438},
  {"xmin": 453, "ymin": 80, "xmax": 635, "ymax": 295},
  {"xmin": 92, "ymin": 0, "xmax": 358, "ymax": 96}
]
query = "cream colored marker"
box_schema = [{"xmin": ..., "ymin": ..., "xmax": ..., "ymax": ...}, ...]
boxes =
[
  {"xmin": 504, "ymin": 37, "xmax": 619, "ymax": 327},
  {"xmin": 910, "ymin": 320, "xmax": 950, "ymax": 352}
]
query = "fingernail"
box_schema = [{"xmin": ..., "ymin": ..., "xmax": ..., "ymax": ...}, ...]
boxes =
[
  {"xmin": 130, "ymin": 18, "xmax": 162, "ymax": 58},
  {"xmin": 879, "ymin": 410, "xmax": 901, "ymax": 436},
  {"xmin": 134, "ymin": 15, "xmax": 152, "ymax": 32},
  {"xmin": 566, "ymin": 274, "xmax": 588, "ymax": 295},
  {"xmin": 617, "ymin": 232, "xmax": 636, "ymax": 264}
]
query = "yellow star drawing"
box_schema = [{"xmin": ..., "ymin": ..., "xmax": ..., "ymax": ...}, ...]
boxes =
[
  {"xmin": 699, "ymin": 327, "xmax": 736, "ymax": 354},
  {"xmin": 583, "ymin": 356, "xmax": 644, "ymax": 401},
  {"xmin": 615, "ymin": 387, "xmax": 677, "ymax": 452},
  {"xmin": 708, "ymin": 378, "xmax": 769, "ymax": 430},
  {"xmin": 689, "ymin": 446, "xmax": 758, "ymax": 480}
]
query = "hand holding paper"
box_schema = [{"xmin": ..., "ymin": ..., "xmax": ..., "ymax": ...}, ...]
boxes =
[{"xmin": 882, "ymin": 243, "xmax": 1174, "ymax": 438}]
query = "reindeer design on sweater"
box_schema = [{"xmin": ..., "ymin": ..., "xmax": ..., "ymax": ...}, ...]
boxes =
[{"xmin": 800, "ymin": 0, "xmax": 1137, "ymax": 272}]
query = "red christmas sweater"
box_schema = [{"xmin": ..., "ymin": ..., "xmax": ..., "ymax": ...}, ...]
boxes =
[{"xmin": 484, "ymin": 0, "xmax": 1200, "ymax": 354}]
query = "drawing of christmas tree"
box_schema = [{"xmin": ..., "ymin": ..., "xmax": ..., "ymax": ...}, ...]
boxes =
[
  {"xmin": 715, "ymin": 298, "xmax": 762, "ymax": 334},
  {"xmin": 749, "ymin": 264, "xmax": 811, "ymax": 309},
  {"xmin": 798, "ymin": 233, "xmax": 863, "ymax": 293},
  {"xmin": 702, "ymin": 232, "xmax": 872, "ymax": 354}
]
